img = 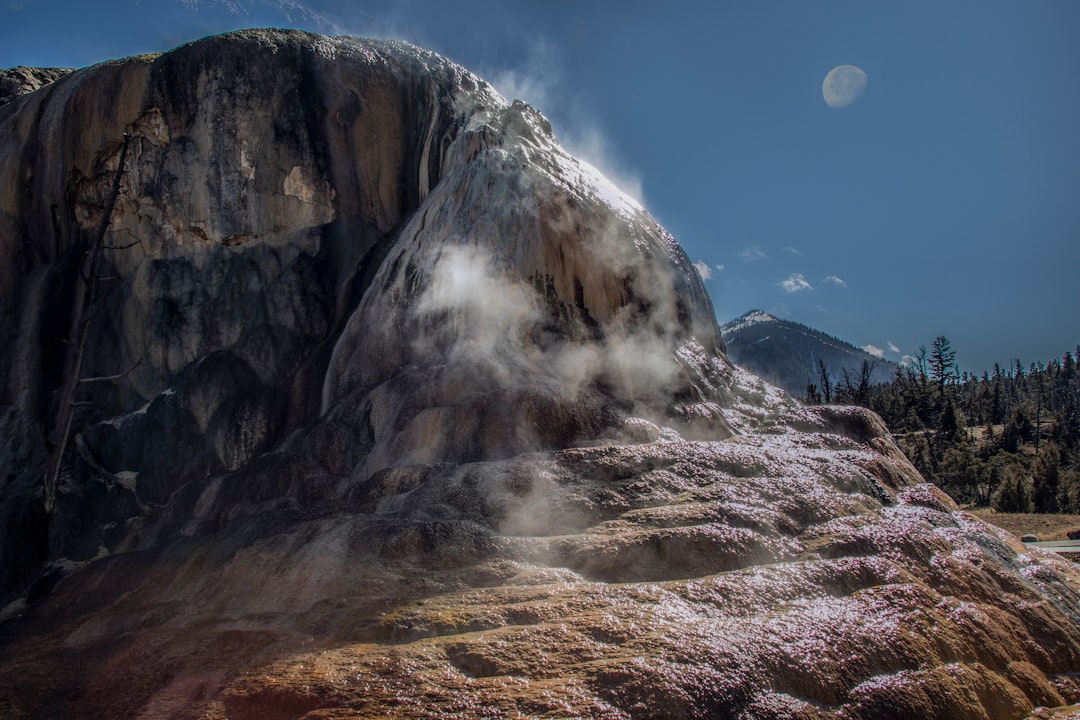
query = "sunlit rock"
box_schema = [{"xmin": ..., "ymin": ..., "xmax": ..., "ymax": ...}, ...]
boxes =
[
  {"xmin": 0, "ymin": 65, "xmax": 71, "ymax": 106},
  {"xmin": 0, "ymin": 29, "xmax": 1078, "ymax": 719}
]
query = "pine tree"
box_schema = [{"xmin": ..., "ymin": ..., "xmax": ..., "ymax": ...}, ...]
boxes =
[
  {"xmin": 1033, "ymin": 445, "xmax": 1061, "ymax": 513},
  {"xmin": 939, "ymin": 399, "xmax": 963, "ymax": 442},
  {"xmin": 1002, "ymin": 407, "xmax": 1032, "ymax": 453},
  {"xmin": 992, "ymin": 473, "xmax": 1020, "ymax": 512},
  {"xmin": 990, "ymin": 373, "xmax": 1004, "ymax": 424},
  {"xmin": 992, "ymin": 472, "xmax": 1032, "ymax": 513},
  {"xmin": 856, "ymin": 337, "xmax": 1080, "ymax": 511},
  {"xmin": 930, "ymin": 336, "xmax": 957, "ymax": 398}
]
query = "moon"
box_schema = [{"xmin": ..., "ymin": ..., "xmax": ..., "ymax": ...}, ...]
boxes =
[{"xmin": 822, "ymin": 65, "xmax": 867, "ymax": 108}]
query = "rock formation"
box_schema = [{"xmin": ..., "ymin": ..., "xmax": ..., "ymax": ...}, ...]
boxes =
[
  {"xmin": 1, "ymin": 30, "xmax": 1078, "ymax": 719},
  {"xmin": 0, "ymin": 66, "xmax": 72, "ymax": 106}
]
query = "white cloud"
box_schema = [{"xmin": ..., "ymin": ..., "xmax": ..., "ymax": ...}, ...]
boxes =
[
  {"xmin": 693, "ymin": 260, "xmax": 712, "ymax": 280},
  {"xmin": 714, "ymin": 263, "xmax": 725, "ymax": 272},
  {"xmin": 863, "ymin": 344, "xmax": 885, "ymax": 359},
  {"xmin": 779, "ymin": 273, "xmax": 812, "ymax": 293},
  {"xmin": 900, "ymin": 354, "xmax": 917, "ymax": 367},
  {"xmin": 824, "ymin": 275, "xmax": 847, "ymax": 287},
  {"xmin": 887, "ymin": 341, "xmax": 900, "ymax": 354},
  {"xmin": 783, "ymin": 245, "xmax": 802, "ymax": 256},
  {"xmin": 739, "ymin": 244, "xmax": 768, "ymax": 263}
]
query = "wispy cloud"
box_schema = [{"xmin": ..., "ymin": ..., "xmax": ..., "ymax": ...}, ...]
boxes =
[
  {"xmin": 900, "ymin": 354, "xmax": 917, "ymax": 367},
  {"xmin": 714, "ymin": 263, "xmax": 725, "ymax": 273},
  {"xmin": 693, "ymin": 260, "xmax": 712, "ymax": 280},
  {"xmin": 739, "ymin": 244, "xmax": 768, "ymax": 263},
  {"xmin": 824, "ymin": 275, "xmax": 846, "ymax": 287},
  {"xmin": 888, "ymin": 341, "xmax": 900, "ymax": 354},
  {"xmin": 863, "ymin": 344, "xmax": 885, "ymax": 359},
  {"xmin": 187, "ymin": 3, "xmax": 650, "ymax": 211},
  {"xmin": 783, "ymin": 245, "xmax": 802, "ymax": 256},
  {"xmin": 177, "ymin": 0, "xmax": 344, "ymax": 32},
  {"xmin": 484, "ymin": 38, "xmax": 645, "ymax": 206},
  {"xmin": 270, "ymin": 1, "xmax": 346, "ymax": 32},
  {"xmin": 559, "ymin": 124, "xmax": 645, "ymax": 205},
  {"xmin": 779, "ymin": 273, "xmax": 812, "ymax": 293},
  {"xmin": 489, "ymin": 39, "xmax": 559, "ymax": 110}
]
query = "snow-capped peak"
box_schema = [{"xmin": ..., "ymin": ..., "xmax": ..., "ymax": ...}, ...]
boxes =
[{"xmin": 721, "ymin": 310, "xmax": 777, "ymax": 334}]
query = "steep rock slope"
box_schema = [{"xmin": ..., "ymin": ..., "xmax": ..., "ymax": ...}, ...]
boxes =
[
  {"xmin": 0, "ymin": 30, "xmax": 1078, "ymax": 720},
  {"xmin": 0, "ymin": 29, "xmax": 724, "ymax": 596},
  {"xmin": 722, "ymin": 310, "xmax": 897, "ymax": 397}
]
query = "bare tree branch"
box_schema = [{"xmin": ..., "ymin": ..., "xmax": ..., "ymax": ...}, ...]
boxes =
[
  {"xmin": 43, "ymin": 133, "xmax": 132, "ymax": 513},
  {"xmin": 78, "ymin": 356, "xmax": 143, "ymax": 385},
  {"xmin": 103, "ymin": 239, "xmax": 141, "ymax": 251}
]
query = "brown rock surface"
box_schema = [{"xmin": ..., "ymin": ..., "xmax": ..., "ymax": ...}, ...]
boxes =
[{"xmin": 0, "ymin": 30, "xmax": 1079, "ymax": 719}]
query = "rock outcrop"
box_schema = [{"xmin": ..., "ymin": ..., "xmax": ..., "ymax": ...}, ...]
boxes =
[
  {"xmin": 0, "ymin": 66, "xmax": 72, "ymax": 106},
  {"xmin": 1, "ymin": 30, "xmax": 1078, "ymax": 719}
]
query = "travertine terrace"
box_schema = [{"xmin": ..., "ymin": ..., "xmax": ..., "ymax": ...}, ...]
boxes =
[{"xmin": 1, "ymin": 30, "xmax": 1078, "ymax": 719}]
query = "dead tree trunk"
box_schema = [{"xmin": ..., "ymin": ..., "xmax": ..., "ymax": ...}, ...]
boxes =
[{"xmin": 43, "ymin": 133, "xmax": 131, "ymax": 513}]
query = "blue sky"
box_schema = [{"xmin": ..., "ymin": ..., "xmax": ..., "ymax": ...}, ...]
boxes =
[{"xmin": 3, "ymin": 1, "xmax": 1078, "ymax": 373}]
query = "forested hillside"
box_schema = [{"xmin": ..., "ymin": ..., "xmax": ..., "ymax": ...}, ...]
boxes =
[
  {"xmin": 721, "ymin": 310, "xmax": 896, "ymax": 396},
  {"xmin": 808, "ymin": 336, "xmax": 1080, "ymax": 512}
]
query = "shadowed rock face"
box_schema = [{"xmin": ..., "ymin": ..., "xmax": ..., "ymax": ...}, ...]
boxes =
[{"xmin": 1, "ymin": 30, "xmax": 1079, "ymax": 719}]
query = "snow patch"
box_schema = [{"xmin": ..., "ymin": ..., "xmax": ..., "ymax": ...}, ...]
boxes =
[{"xmin": 722, "ymin": 311, "xmax": 778, "ymax": 335}]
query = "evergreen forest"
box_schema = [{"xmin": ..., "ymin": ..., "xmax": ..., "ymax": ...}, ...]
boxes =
[{"xmin": 806, "ymin": 336, "xmax": 1080, "ymax": 513}]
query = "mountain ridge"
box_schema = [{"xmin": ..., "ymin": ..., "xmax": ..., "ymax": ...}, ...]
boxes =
[{"xmin": 721, "ymin": 309, "xmax": 898, "ymax": 397}]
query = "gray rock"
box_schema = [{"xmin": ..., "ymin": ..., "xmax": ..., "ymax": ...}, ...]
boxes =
[{"xmin": 0, "ymin": 66, "xmax": 72, "ymax": 106}]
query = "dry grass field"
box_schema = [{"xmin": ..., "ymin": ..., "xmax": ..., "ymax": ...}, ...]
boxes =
[{"xmin": 972, "ymin": 510, "xmax": 1080, "ymax": 541}]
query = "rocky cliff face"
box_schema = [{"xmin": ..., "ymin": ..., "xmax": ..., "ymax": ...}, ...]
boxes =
[
  {"xmin": 0, "ymin": 29, "xmax": 724, "ymax": 593},
  {"xmin": 1, "ymin": 30, "xmax": 1079, "ymax": 720}
]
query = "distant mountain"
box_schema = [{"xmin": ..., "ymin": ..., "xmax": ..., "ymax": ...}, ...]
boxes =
[{"xmin": 720, "ymin": 310, "xmax": 897, "ymax": 397}]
